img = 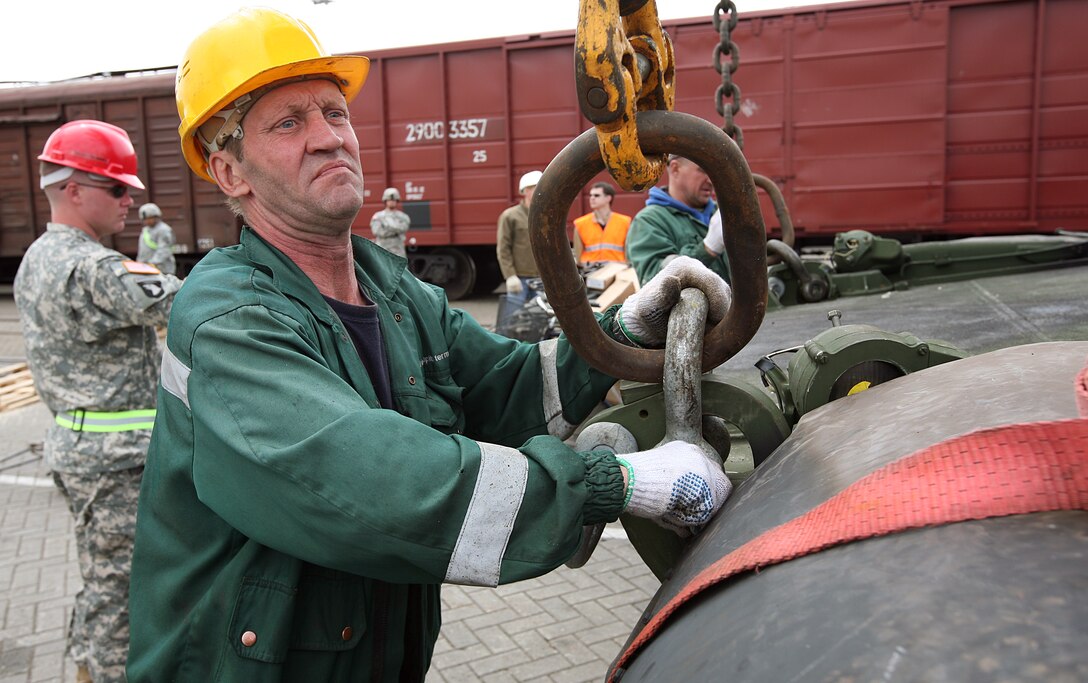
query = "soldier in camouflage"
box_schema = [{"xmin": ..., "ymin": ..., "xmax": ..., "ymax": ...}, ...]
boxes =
[
  {"xmin": 13, "ymin": 120, "xmax": 183, "ymax": 683},
  {"xmin": 370, "ymin": 186, "xmax": 411, "ymax": 257},
  {"xmin": 135, "ymin": 203, "xmax": 177, "ymax": 275}
]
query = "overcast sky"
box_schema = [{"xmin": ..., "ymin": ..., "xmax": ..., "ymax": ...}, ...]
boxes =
[{"xmin": 3, "ymin": 0, "xmax": 806, "ymax": 84}]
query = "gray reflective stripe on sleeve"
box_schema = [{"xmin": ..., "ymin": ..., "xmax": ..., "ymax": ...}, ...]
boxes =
[
  {"xmin": 444, "ymin": 442, "xmax": 529, "ymax": 586},
  {"xmin": 538, "ymin": 338, "xmax": 578, "ymax": 440},
  {"xmin": 160, "ymin": 346, "xmax": 191, "ymax": 409}
]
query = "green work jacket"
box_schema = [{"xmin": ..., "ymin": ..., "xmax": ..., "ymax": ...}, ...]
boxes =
[
  {"xmin": 627, "ymin": 203, "xmax": 732, "ymax": 285},
  {"xmin": 128, "ymin": 229, "xmax": 626, "ymax": 681}
]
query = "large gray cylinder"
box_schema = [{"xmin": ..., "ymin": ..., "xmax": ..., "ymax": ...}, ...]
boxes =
[{"xmin": 616, "ymin": 342, "xmax": 1088, "ymax": 682}]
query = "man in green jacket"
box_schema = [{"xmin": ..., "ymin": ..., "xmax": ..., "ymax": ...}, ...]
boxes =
[
  {"xmin": 626, "ymin": 155, "xmax": 732, "ymax": 286},
  {"xmin": 127, "ymin": 8, "xmax": 733, "ymax": 681}
]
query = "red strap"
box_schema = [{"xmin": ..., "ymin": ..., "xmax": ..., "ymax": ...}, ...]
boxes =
[{"xmin": 608, "ymin": 419, "xmax": 1088, "ymax": 682}]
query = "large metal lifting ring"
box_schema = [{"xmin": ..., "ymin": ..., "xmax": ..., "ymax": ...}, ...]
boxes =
[{"xmin": 529, "ymin": 109, "xmax": 768, "ymax": 383}]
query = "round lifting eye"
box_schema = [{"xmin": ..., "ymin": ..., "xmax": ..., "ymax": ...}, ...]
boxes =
[{"xmin": 846, "ymin": 239, "xmax": 859, "ymax": 249}]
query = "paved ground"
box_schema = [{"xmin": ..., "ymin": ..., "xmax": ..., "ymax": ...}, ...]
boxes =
[
  {"xmin": 0, "ymin": 292, "xmax": 657, "ymax": 683},
  {"xmin": 4, "ymin": 260, "xmax": 1086, "ymax": 681}
]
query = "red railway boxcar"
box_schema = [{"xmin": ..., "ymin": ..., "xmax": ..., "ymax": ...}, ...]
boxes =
[{"xmin": 1, "ymin": 0, "xmax": 1085, "ymax": 298}]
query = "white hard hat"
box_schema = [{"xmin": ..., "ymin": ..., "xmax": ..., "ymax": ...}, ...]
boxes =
[
  {"xmin": 518, "ymin": 170, "xmax": 543, "ymax": 193},
  {"xmin": 138, "ymin": 203, "xmax": 162, "ymax": 219},
  {"xmin": 382, "ymin": 187, "xmax": 401, "ymax": 202}
]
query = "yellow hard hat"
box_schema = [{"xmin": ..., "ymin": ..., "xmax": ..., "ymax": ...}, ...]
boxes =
[{"xmin": 176, "ymin": 7, "xmax": 370, "ymax": 183}]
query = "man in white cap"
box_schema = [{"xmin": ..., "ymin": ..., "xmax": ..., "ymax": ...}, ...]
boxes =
[{"xmin": 496, "ymin": 169, "xmax": 544, "ymax": 306}]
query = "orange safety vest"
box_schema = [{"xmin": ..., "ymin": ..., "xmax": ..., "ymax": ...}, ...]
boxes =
[{"xmin": 574, "ymin": 212, "xmax": 631, "ymax": 263}]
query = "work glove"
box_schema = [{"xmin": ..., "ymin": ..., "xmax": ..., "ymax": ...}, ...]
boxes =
[
  {"xmin": 620, "ymin": 441, "xmax": 731, "ymax": 534},
  {"xmin": 505, "ymin": 275, "xmax": 523, "ymax": 294},
  {"xmin": 703, "ymin": 210, "xmax": 725, "ymax": 256},
  {"xmin": 618, "ymin": 256, "xmax": 732, "ymax": 348}
]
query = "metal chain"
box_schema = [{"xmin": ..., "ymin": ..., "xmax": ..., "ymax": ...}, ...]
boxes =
[{"xmin": 712, "ymin": 0, "xmax": 744, "ymax": 150}]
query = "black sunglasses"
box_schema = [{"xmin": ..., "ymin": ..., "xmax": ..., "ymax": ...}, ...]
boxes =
[{"xmin": 66, "ymin": 182, "xmax": 129, "ymax": 199}]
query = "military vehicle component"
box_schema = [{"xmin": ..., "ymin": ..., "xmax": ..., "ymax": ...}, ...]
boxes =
[
  {"xmin": 769, "ymin": 229, "xmax": 1088, "ymax": 307},
  {"xmin": 608, "ymin": 342, "xmax": 1088, "ymax": 682}
]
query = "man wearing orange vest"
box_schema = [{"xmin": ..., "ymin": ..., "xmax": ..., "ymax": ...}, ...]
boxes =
[{"xmin": 573, "ymin": 181, "xmax": 631, "ymax": 264}]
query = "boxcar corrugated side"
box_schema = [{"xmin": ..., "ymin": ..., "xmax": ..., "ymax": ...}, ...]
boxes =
[{"xmin": 1, "ymin": 0, "xmax": 1085, "ymax": 297}]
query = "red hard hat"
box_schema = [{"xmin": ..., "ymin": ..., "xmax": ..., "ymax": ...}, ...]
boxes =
[{"xmin": 38, "ymin": 120, "xmax": 145, "ymax": 190}]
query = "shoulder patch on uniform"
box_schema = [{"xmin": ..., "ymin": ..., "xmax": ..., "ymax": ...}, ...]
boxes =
[{"xmin": 120, "ymin": 260, "xmax": 161, "ymax": 275}]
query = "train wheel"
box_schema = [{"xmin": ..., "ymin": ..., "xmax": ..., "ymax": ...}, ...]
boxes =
[{"xmin": 432, "ymin": 247, "xmax": 476, "ymax": 301}]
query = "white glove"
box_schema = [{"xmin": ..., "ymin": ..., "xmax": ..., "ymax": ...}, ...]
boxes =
[
  {"xmin": 619, "ymin": 441, "xmax": 731, "ymax": 534},
  {"xmin": 505, "ymin": 275, "xmax": 523, "ymax": 294},
  {"xmin": 618, "ymin": 255, "xmax": 732, "ymax": 347},
  {"xmin": 703, "ymin": 210, "xmax": 725, "ymax": 256}
]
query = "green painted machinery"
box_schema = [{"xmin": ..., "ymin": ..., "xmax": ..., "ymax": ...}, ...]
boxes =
[
  {"xmin": 768, "ymin": 229, "xmax": 1088, "ymax": 307},
  {"xmin": 578, "ymin": 310, "xmax": 968, "ymax": 579}
]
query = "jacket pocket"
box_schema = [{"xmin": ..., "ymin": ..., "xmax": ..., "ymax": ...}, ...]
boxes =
[
  {"xmin": 228, "ymin": 578, "xmax": 298, "ymax": 664},
  {"xmin": 289, "ymin": 573, "xmax": 367, "ymax": 651},
  {"xmin": 228, "ymin": 574, "xmax": 367, "ymax": 664},
  {"xmin": 422, "ymin": 367, "xmax": 464, "ymax": 431}
]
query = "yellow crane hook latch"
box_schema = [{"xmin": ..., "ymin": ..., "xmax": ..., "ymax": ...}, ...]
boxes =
[{"xmin": 575, "ymin": 0, "xmax": 676, "ymax": 191}]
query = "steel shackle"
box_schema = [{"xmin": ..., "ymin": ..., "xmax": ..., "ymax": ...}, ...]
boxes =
[
  {"xmin": 529, "ymin": 109, "xmax": 767, "ymax": 383},
  {"xmin": 657, "ymin": 288, "xmax": 722, "ymax": 466},
  {"xmin": 565, "ymin": 287, "xmax": 724, "ymax": 569}
]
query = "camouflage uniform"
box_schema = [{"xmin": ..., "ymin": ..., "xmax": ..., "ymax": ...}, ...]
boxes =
[
  {"xmin": 370, "ymin": 208, "xmax": 410, "ymax": 257},
  {"xmin": 14, "ymin": 222, "xmax": 182, "ymax": 682},
  {"xmin": 135, "ymin": 219, "xmax": 177, "ymax": 275}
]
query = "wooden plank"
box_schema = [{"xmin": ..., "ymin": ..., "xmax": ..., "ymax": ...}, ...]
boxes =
[
  {"xmin": 0, "ymin": 362, "xmax": 39, "ymax": 411},
  {"xmin": 0, "ymin": 362, "xmax": 28, "ymax": 376},
  {"xmin": 0, "ymin": 377, "xmax": 35, "ymax": 392},
  {"xmin": 2, "ymin": 370, "xmax": 33, "ymax": 379},
  {"xmin": 592, "ymin": 276, "xmax": 637, "ymax": 311},
  {"xmin": 585, "ymin": 262, "xmax": 628, "ymax": 291},
  {"xmin": 3, "ymin": 394, "xmax": 40, "ymax": 410},
  {"xmin": 613, "ymin": 266, "xmax": 640, "ymax": 291}
]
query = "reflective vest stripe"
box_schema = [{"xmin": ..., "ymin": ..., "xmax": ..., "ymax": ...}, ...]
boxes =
[
  {"xmin": 55, "ymin": 409, "xmax": 156, "ymax": 433},
  {"xmin": 584, "ymin": 243, "xmax": 626, "ymax": 252},
  {"xmin": 161, "ymin": 346, "xmax": 191, "ymax": 409},
  {"xmin": 538, "ymin": 339, "xmax": 577, "ymax": 440},
  {"xmin": 141, "ymin": 228, "xmax": 159, "ymax": 250},
  {"xmin": 444, "ymin": 442, "xmax": 529, "ymax": 586}
]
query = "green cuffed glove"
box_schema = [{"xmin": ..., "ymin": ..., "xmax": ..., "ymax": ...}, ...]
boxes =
[{"xmin": 619, "ymin": 440, "xmax": 732, "ymax": 535}]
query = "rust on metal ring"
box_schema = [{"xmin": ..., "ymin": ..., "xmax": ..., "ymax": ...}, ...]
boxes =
[{"xmin": 529, "ymin": 109, "xmax": 767, "ymax": 383}]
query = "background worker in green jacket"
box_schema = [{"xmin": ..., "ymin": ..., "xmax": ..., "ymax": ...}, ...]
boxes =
[
  {"xmin": 127, "ymin": 8, "xmax": 733, "ymax": 681},
  {"xmin": 626, "ymin": 154, "xmax": 732, "ymax": 286}
]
